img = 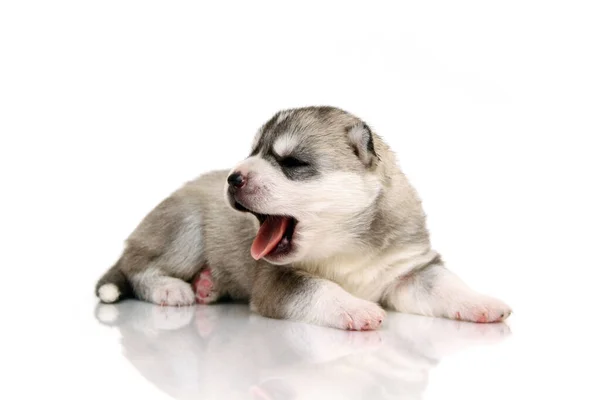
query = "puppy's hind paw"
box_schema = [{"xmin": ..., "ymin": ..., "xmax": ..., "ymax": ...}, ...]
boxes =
[
  {"xmin": 151, "ymin": 279, "xmax": 196, "ymax": 307},
  {"xmin": 193, "ymin": 267, "xmax": 220, "ymax": 305}
]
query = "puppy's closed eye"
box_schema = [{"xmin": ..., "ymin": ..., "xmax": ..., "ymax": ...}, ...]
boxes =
[{"xmin": 279, "ymin": 156, "xmax": 309, "ymax": 168}]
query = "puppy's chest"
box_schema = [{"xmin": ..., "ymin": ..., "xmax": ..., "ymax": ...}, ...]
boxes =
[
  {"xmin": 298, "ymin": 246, "xmax": 435, "ymax": 302},
  {"xmin": 300, "ymin": 256, "xmax": 397, "ymax": 301}
]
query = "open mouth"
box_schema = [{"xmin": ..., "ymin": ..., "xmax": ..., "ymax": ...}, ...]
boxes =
[{"xmin": 234, "ymin": 201, "xmax": 298, "ymax": 261}]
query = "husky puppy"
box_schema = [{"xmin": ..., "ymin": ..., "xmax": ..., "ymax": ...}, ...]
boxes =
[{"xmin": 96, "ymin": 106, "xmax": 511, "ymax": 330}]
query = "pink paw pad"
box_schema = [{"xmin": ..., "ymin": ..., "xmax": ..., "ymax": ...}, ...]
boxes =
[
  {"xmin": 192, "ymin": 267, "xmax": 219, "ymax": 304},
  {"xmin": 476, "ymin": 314, "xmax": 489, "ymax": 323},
  {"xmin": 343, "ymin": 315, "xmax": 384, "ymax": 331},
  {"xmin": 452, "ymin": 307, "xmax": 512, "ymax": 323}
]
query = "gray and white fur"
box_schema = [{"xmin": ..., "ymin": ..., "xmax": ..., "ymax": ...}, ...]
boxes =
[{"xmin": 95, "ymin": 106, "xmax": 511, "ymax": 330}]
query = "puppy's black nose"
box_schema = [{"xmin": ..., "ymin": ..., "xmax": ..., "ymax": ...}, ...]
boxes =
[{"xmin": 227, "ymin": 172, "xmax": 246, "ymax": 189}]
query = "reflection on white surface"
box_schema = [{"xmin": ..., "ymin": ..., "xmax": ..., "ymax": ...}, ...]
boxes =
[{"xmin": 95, "ymin": 301, "xmax": 510, "ymax": 400}]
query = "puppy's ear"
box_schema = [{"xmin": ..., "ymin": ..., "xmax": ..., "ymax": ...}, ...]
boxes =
[{"xmin": 347, "ymin": 122, "xmax": 378, "ymax": 168}]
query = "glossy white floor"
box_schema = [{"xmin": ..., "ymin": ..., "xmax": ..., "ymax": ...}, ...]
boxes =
[
  {"xmin": 89, "ymin": 300, "xmax": 536, "ymax": 400},
  {"xmin": 92, "ymin": 300, "xmax": 513, "ymax": 400},
  {"xmin": 16, "ymin": 285, "xmax": 597, "ymax": 400}
]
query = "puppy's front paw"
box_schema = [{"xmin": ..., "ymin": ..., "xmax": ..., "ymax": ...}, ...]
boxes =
[
  {"xmin": 450, "ymin": 295, "xmax": 512, "ymax": 323},
  {"xmin": 151, "ymin": 280, "xmax": 196, "ymax": 307},
  {"xmin": 338, "ymin": 300, "xmax": 386, "ymax": 331}
]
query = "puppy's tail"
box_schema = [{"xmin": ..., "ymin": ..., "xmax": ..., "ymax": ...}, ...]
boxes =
[{"xmin": 95, "ymin": 259, "xmax": 133, "ymax": 304}]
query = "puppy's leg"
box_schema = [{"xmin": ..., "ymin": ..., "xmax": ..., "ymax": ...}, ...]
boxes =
[
  {"xmin": 251, "ymin": 264, "xmax": 386, "ymax": 331},
  {"xmin": 384, "ymin": 259, "xmax": 512, "ymax": 323},
  {"xmin": 130, "ymin": 269, "xmax": 196, "ymax": 307},
  {"xmin": 102, "ymin": 195, "xmax": 206, "ymax": 307}
]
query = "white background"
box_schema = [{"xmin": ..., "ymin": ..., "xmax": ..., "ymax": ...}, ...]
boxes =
[{"xmin": 1, "ymin": 1, "xmax": 599, "ymax": 399}]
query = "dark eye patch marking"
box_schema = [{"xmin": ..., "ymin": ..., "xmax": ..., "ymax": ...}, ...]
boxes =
[
  {"xmin": 262, "ymin": 148, "xmax": 319, "ymax": 181},
  {"xmin": 278, "ymin": 156, "xmax": 310, "ymax": 169},
  {"xmin": 248, "ymin": 109, "xmax": 321, "ymax": 181}
]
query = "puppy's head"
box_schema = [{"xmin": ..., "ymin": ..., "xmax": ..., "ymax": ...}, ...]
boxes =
[{"xmin": 226, "ymin": 106, "xmax": 383, "ymax": 265}]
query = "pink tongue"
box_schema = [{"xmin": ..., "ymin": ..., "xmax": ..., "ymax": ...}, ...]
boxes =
[{"xmin": 251, "ymin": 216, "xmax": 290, "ymax": 260}]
